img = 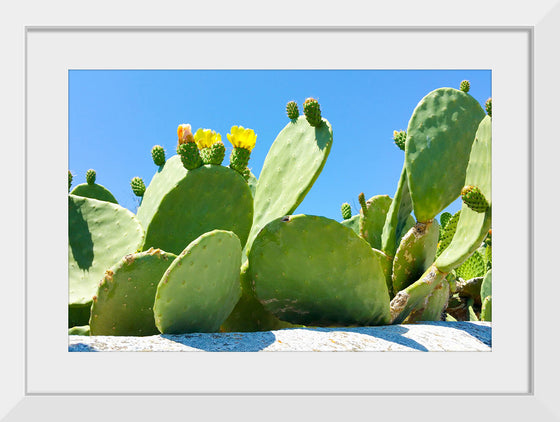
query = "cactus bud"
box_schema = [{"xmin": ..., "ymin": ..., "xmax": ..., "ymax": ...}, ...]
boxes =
[
  {"xmin": 286, "ymin": 101, "xmax": 299, "ymax": 120},
  {"xmin": 341, "ymin": 202, "xmax": 352, "ymax": 220},
  {"xmin": 151, "ymin": 145, "xmax": 166, "ymax": 166},
  {"xmin": 393, "ymin": 130, "xmax": 407, "ymax": 151},
  {"xmin": 485, "ymin": 97, "xmax": 492, "ymax": 117},
  {"xmin": 177, "ymin": 142, "xmax": 203, "ymax": 170},
  {"xmin": 461, "ymin": 185, "xmax": 489, "ymax": 213},
  {"xmin": 303, "ymin": 97, "xmax": 322, "ymax": 127},
  {"xmin": 130, "ymin": 177, "xmax": 146, "ymax": 197},
  {"xmin": 358, "ymin": 192, "xmax": 368, "ymax": 217},
  {"xmin": 86, "ymin": 169, "xmax": 96, "ymax": 185},
  {"xmin": 68, "ymin": 170, "xmax": 73, "ymax": 192},
  {"xmin": 460, "ymin": 80, "xmax": 470, "ymax": 93},
  {"xmin": 229, "ymin": 147, "xmax": 251, "ymax": 175},
  {"xmin": 200, "ymin": 141, "xmax": 226, "ymax": 166}
]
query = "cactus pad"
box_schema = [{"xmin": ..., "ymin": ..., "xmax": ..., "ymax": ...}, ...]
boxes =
[
  {"xmin": 68, "ymin": 170, "xmax": 73, "ymax": 192},
  {"xmin": 70, "ymin": 182, "xmax": 118, "ymax": 204},
  {"xmin": 89, "ymin": 248, "xmax": 177, "ymax": 336},
  {"xmin": 249, "ymin": 215, "xmax": 391, "ymax": 326},
  {"xmin": 436, "ymin": 210, "xmax": 461, "ymax": 258},
  {"xmin": 480, "ymin": 268, "xmax": 492, "ymax": 302},
  {"xmin": 141, "ymin": 164, "xmax": 253, "ymax": 254},
  {"xmin": 461, "ymin": 185, "xmax": 489, "ymax": 213},
  {"xmin": 245, "ymin": 116, "xmax": 333, "ymax": 254},
  {"xmin": 340, "ymin": 214, "xmax": 360, "ymax": 234},
  {"xmin": 405, "ymin": 87, "xmax": 485, "ymax": 222},
  {"xmin": 286, "ymin": 101, "xmax": 299, "ymax": 120},
  {"xmin": 68, "ymin": 195, "xmax": 144, "ymax": 318},
  {"xmin": 153, "ymin": 230, "xmax": 242, "ymax": 334},
  {"xmin": 130, "ymin": 177, "xmax": 146, "ymax": 197},
  {"xmin": 341, "ymin": 202, "xmax": 352, "ymax": 220},
  {"xmin": 359, "ymin": 195, "xmax": 393, "ymax": 250},
  {"xmin": 455, "ymin": 250, "xmax": 486, "ymax": 280},
  {"xmin": 151, "ymin": 145, "xmax": 166, "ymax": 166},
  {"xmin": 303, "ymin": 98, "xmax": 322, "ymax": 127},
  {"xmin": 392, "ymin": 219, "xmax": 440, "ymax": 294},
  {"xmin": 86, "ymin": 169, "xmax": 96, "ymax": 185}
]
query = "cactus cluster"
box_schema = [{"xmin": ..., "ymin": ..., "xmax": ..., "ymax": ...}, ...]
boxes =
[{"xmin": 69, "ymin": 83, "xmax": 492, "ymax": 338}]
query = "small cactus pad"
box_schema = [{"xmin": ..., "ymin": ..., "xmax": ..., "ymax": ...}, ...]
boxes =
[
  {"xmin": 151, "ymin": 145, "xmax": 166, "ymax": 166},
  {"xmin": 177, "ymin": 141, "xmax": 203, "ymax": 170},
  {"xmin": 68, "ymin": 171, "xmax": 73, "ymax": 192},
  {"xmin": 460, "ymin": 80, "xmax": 470, "ymax": 93},
  {"xmin": 89, "ymin": 248, "xmax": 176, "ymax": 336},
  {"xmin": 130, "ymin": 177, "xmax": 146, "ymax": 197},
  {"xmin": 392, "ymin": 220, "xmax": 440, "ymax": 294},
  {"xmin": 68, "ymin": 195, "xmax": 145, "ymax": 309},
  {"xmin": 153, "ymin": 230, "xmax": 242, "ymax": 334},
  {"xmin": 249, "ymin": 215, "xmax": 391, "ymax": 326},
  {"xmin": 393, "ymin": 130, "xmax": 407, "ymax": 151},
  {"xmin": 480, "ymin": 295, "xmax": 492, "ymax": 321},
  {"xmin": 340, "ymin": 214, "xmax": 360, "ymax": 235},
  {"xmin": 245, "ymin": 116, "xmax": 333, "ymax": 255},
  {"xmin": 200, "ymin": 142, "xmax": 226, "ymax": 166},
  {"xmin": 435, "ymin": 210, "xmax": 461, "ymax": 258},
  {"xmin": 68, "ymin": 325, "xmax": 90, "ymax": 336},
  {"xmin": 286, "ymin": 101, "xmax": 299, "ymax": 120},
  {"xmin": 303, "ymin": 97, "xmax": 322, "ymax": 127},
  {"xmin": 455, "ymin": 250, "xmax": 486, "ymax": 281},
  {"xmin": 480, "ymin": 269, "xmax": 492, "ymax": 302},
  {"xmin": 405, "ymin": 87, "xmax": 485, "ymax": 222},
  {"xmin": 341, "ymin": 202, "xmax": 352, "ymax": 220},
  {"xmin": 439, "ymin": 212, "xmax": 453, "ymax": 230},
  {"xmin": 435, "ymin": 116, "xmax": 492, "ymax": 273},
  {"xmin": 141, "ymin": 165, "xmax": 253, "ymax": 255},
  {"xmin": 358, "ymin": 192, "xmax": 368, "ymax": 216},
  {"xmin": 359, "ymin": 195, "xmax": 393, "ymax": 250},
  {"xmin": 86, "ymin": 169, "xmax": 96, "ymax": 185},
  {"xmin": 71, "ymin": 181, "xmax": 118, "ymax": 204},
  {"xmin": 461, "ymin": 185, "xmax": 489, "ymax": 213},
  {"xmin": 485, "ymin": 97, "xmax": 492, "ymax": 117}
]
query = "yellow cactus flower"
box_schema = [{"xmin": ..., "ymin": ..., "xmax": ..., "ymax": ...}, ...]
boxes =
[
  {"xmin": 227, "ymin": 126, "xmax": 257, "ymax": 151},
  {"xmin": 194, "ymin": 128, "xmax": 222, "ymax": 149},
  {"xmin": 177, "ymin": 124, "xmax": 194, "ymax": 144}
]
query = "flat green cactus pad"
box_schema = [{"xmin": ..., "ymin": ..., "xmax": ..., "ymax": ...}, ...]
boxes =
[
  {"xmin": 141, "ymin": 164, "xmax": 253, "ymax": 255},
  {"xmin": 245, "ymin": 116, "xmax": 333, "ymax": 255},
  {"xmin": 340, "ymin": 214, "xmax": 360, "ymax": 235},
  {"xmin": 249, "ymin": 215, "xmax": 391, "ymax": 326},
  {"xmin": 70, "ymin": 183, "xmax": 118, "ymax": 204},
  {"xmin": 153, "ymin": 230, "xmax": 242, "ymax": 334},
  {"xmin": 456, "ymin": 250, "xmax": 486, "ymax": 281},
  {"xmin": 408, "ymin": 278, "xmax": 450, "ymax": 322},
  {"xmin": 246, "ymin": 170, "xmax": 258, "ymax": 197},
  {"xmin": 68, "ymin": 325, "xmax": 90, "ymax": 336},
  {"xmin": 434, "ymin": 116, "xmax": 492, "ymax": 272},
  {"xmin": 392, "ymin": 220, "xmax": 440, "ymax": 295},
  {"xmin": 359, "ymin": 195, "xmax": 393, "ymax": 250},
  {"xmin": 68, "ymin": 195, "xmax": 145, "ymax": 310},
  {"xmin": 89, "ymin": 248, "xmax": 177, "ymax": 336},
  {"xmin": 480, "ymin": 269, "xmax": 492, "ymax": 301},
  {"xmin": 405, "ymin": 88, "xmax": 485, "ymax": 222},
  {"xmin": 480, "ymin": 295, "xmax": 492, "ymax": 322},
  {"xmin": 372, "ymin": 247, "xmax": 394, "ymax": 298}
]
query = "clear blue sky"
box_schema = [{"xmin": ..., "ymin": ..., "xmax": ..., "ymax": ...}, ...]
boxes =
[{"xmin": 69, "ymin": 70, "xmax": 491, "ymax": 222}]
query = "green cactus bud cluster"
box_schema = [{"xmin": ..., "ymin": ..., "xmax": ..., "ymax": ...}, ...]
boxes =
[
  {"xmin": 200, "ymin": 142, "xmax": 226, "ymax": 166},
  {"xmin": 485, "ymin": 97, "xmax": 492, "ymax": 117},
  {"xmin": 229, "ymin": 147, "xmax": 251, "ymax": 174},
  {"xmin": 341, "ymin": 202, "xmax": 352, "ymax": 220},
  {"xmin": 303, "ymin": 97, "xmax": 322, "ymax": 127},
  {"xmin": 130, "ymin": 176, "xmax": 146, "ymax": 197},
  {"xmin": 177, "ymin": 142, "xmax": 203, "ymax": 170},
  {"xmin": 460, "ymin": 80, "xmax": 470, "ymax": 93},
  {"xmin": 461, "ymin": 185, "xmax": 489, "ymax": 213},
  {"xmin": 393, "ymin": 130, "xmax": 407, "ymax": 151},
  {"xmin": 86, "ymin": 169, "xmax": 96, "ymax": 185},
  {"xmin": 151, "ymin": 145, "xmax": 166, "ymax": 166},
  {"xmin": 358, "ymin": 192, "xmax": 368, "ymax": 217},
  {"xmin": 68, "ymin": 170, "xmax": 73, "ymax": 192},
  {"xmin": 286, "ymin": 101, "xmax": 299, "ymax": 120}
]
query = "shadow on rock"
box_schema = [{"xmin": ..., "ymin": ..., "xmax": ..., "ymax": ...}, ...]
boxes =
[
  {"xmin": 68, "ymin": 343, "xmax": 98, "ymax": 352},
  {"xmin": 161, "ymin": 331, "xmax": 277, "ymax": 352}
]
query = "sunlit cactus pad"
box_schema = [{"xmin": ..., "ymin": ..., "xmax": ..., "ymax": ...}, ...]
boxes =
[
  {"xmin": 153, "ymin": 230, "xmax": 242, "ymax": 334},
  {"xmin": 68, "ymin": 195, "xmax": 145, "ymax": 323},
  {"xmin": 70, "ymin": 182, "xmax": 118, "ymax": 204},
  {"xmin": 249, "ymin": 215, "xmax": 391, "ymax": 326},
  {"xmin": 89, "ymin": 248, "xmax": 177, "ymax": 336},
  {"xmin": 141, "ymin": 164, "xmax": 253, "ymax": 254}
]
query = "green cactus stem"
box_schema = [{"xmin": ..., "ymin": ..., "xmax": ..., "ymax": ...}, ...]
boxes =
[
  {"xmin": 86, "ymin": 169, "xmax": 96, "ymax": 185},
  {"xmin": 200, "ymin": 142, "xmax": 226, "ymax": 166},
  {"xmin": 358, "ymin": 192, "xmax": 368, "ymax": 217},
  {"xmin": 460, "ymin": 80, "xmax": 470, "ymax": 93},
  {"xmin": 151, "ymin": 145, "xmax": 166, "ymax": 166},
  {"xmin": 461, "ymin": 185, "xmax": 489, "ymax": 213},
  {"xmin": 341, "ymin": 202, "xmax": 352, "ymax": 220},
  {"xmin": 303, "ymin": 97, "xmax": 322, "ymax": 127},
  {"xmin": 130, "ymin": 176, "xmax": 146, "ymax": 197},
  {"xmin": 68, "ymin": 170, "xmax": 73, "ymax": 192},
  {"xmin": 286, "ymin": 101, "xmax": 299, "ymax": 120},
  {"xmin": 393, "ymin": 130, "xmax": 406, "ymax": 151},
  {"xmin": 485, "ymin": 97, "xmax": 492, "ymax": 117}
]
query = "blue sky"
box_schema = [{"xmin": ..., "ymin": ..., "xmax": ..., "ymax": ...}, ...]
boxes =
[{"xmin": 69, "ymin": 70, "xmax": 491, "ymax": 222}]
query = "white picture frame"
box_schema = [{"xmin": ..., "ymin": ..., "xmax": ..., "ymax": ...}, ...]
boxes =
[{"xmin": 3, "ymin": 0, "xmax": 558, "ymax": 419}]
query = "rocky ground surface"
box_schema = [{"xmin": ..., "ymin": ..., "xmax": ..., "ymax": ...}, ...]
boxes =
[{"xmin": 69, "ymin": 321, "xmax": 491, "ymax": 352}]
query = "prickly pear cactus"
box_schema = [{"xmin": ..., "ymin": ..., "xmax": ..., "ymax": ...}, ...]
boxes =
[
  {"xmin": 455, "ymin": 250, "xmax": 486, "ymax": 281},
  {"xmin": 286, "ymin": 101, "xmax": 299, "ymax": 120},
  {"xmin": 68, "ymin": 170, "xmax": 73, "ymax": 192},
  {"xmin": 130, "ymin": 176, "xmax": 146, "ymax": 197},
  {"xmin": 461, "ymin": 185, "xmax": 489, "ymax": 213},
  {"xmin": 89, "ymin": 248, "xmax": 176, "ymax": 336},
  {"xmin": 359, "ymin": 195, "xmax": 393, "ymax": 250},
  {"xmin": 485, "ymin": 98, "xmax": 492, "ymax": 117},
  {"xmin": 340, "ymin": 214, "xmax": 360, "ymax": 235},
  {"xmin": 303, "ymin": 97, "xmax": 322, "ymax": 127},
  {"xmin": 177, "ymin": 124, "xmax": 202, "ymax": 170},
  {"xmin": 70, "ymin": 170, "xmax": 118, "ymax": 204},
  {"xmin": 341, "ymin": 202, "xmax": 352, "ymax": 220},
  {"xmin": 151, "ymin": 145, "xmax": 166, "ymax": 166},
  {"xmin": 153, "ymin": 230, "xmax": 242, "ymax": 334},
  {"xmin": 460, "ymin": 80, "xmax": 470, "ymax": 93},
  {"xmin": 393, "ymin": 130, "xmax": 407, "ymax": 151},
  {"xmin": 249, "ymin": 215, "xmax": 391, "ymax": 326},
  {"xmin": 86, "ymin": 169, "xmax": 96, "ymax": 185}
]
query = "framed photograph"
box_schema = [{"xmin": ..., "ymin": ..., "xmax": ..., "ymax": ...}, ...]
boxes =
[{"xmin": 4, "ymin": 0, "xmax": 557, "ymax": 419}]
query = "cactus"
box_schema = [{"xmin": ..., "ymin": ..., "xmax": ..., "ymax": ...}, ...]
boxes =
[
  {"xmin": 70, "ymin": 170, "xmax": 118, "ymax": 204},
  {"xmin": 358, "ymin": 195, "xmax": 393, "ymax": 250},
  {"xmin": 303, "ymin": 97, "xmax": 322, "ymax": 127},
  {"xmin": 341, "ymin": 202, "xmax": 352, "ymax": 220},
  {"xmin": 68, "ymin": 325, "xmax": 90, "ymax": 336},
  {"xmin": 248, "ymin": 215, "xmax": 391, "ymax": 326},
  {"xmin": 227, "ymin": 125, "xmax": 256, "ymax": 175},
  {"xmin": 153, "ymin": 230, "xmax": 242, "ymax": 334},
  {"xmin": 461, "ymin": 185, "xmax": 489, "ymax": 213},
  {"xmin": 286, "ymin": 101, "xmax": 299, "ymax": 120},
  {"xmin": 456, "ymin": 250, "xmax": 486, "ymax": 280},
  {"xmin": 393, "ymin": 130, "xmax": 406, "ymax": 151},
  {"xmin": 195, "ymin": 128, "xmax": 226, "ymax": 166},
  {"xmin": 89, "ymin": 248, "xmax": 176, "ymax": 336},
  {"xmin": 86, "ymin": 169, "xmax": 96, "ymax": 185},
  {"xmin": 130, "ymin": 176, "xmax": 146, "ymax": 197},
  {"xmin": 177, "ymin": 124, "xmax": 202, "ymax": 170},
  {"xmin": 68, "ymin": 195, "xmax": 144, "ymax": 326},
  {"xmin": 485, "ymin": 97, "xmax": 492, "ymax": 117},
  {"xmin": 151, "ymin": 145, "xmax": 166, "ymax": 166},
  {"xmin": 460, "ymin": 80, "xmax": 470, "ymax": 93},
  {"xmin": 68, "ymin": 170, "xmax": 73, "ymax": 192},
  {"xmin": 340, "ymin": 214, "xmax": 360, "ymax": 234}
]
